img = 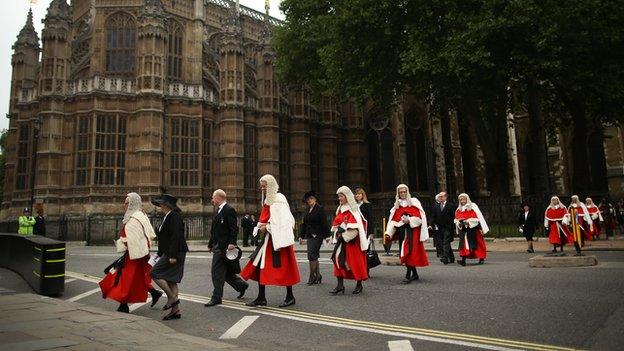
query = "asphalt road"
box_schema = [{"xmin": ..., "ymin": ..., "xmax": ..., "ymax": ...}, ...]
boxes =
[{"xmin": 7, "ymin": 247, "xmax": 624, "ymax": 350}]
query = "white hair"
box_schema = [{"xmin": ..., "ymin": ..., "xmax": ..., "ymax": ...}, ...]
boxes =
[{"xmin": 213, "ymin": 189, "xmax": 227, "ymax": 199}]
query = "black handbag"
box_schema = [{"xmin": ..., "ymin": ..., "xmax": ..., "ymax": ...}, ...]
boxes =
[{"xmin": 367, "ymin": 240, "xmax": 382, "ymax": 269}]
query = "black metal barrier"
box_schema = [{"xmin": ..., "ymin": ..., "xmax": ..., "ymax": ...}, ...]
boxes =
[{"xmin": 0, "ymin": 233, "xmax": 65, "ymax": 296}]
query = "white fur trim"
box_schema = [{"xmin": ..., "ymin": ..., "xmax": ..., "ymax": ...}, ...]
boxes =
[
  {"xmin": 267, "ymin": 193, "xmax": 295, "ymax": 250},
  {"xmin": 409, "ymin": 216, "xmax": 422, "ymax": 228}
]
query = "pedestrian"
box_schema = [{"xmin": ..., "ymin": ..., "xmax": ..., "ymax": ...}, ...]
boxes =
[
  {"xmin": 616, "ymin": 200, "xmax": 624, "ymax": 234},
  {"xmin": 330, "ymin": 186, "xmax": 368, "ymax": 295},
  {"xmin": 18, "ymin": 207, "xmax": 36, "ymax": 235},
  {"xmin": 431, "ymin": 191, "xmax": 456, "ymax": 264},
  {"xmin": 518, "ymin": 202, "xmax": 538, "ymax": 253},
  {"xmin": 240, "ymin": 174, "xmax": 300, "ymax": 307},
  {"xmin": 544, "ymin": 196, "xmax": 572, "ymax": 253},
  {"xmin": 455, "ymin": 193, "xmax": 489, "ymax": 266},
  {"xmin": 431, "ymin": 193, "xmax": 443, "ymax": 258},
  {"xmin": 355, "ymin": 187, "xmax": 374, "ymax": 240},
  {"xmin": 568, "ymin": 195, "xmax": 592, "ymax": 247},
  {"xmin": 150, "ymin": 194, "xmax": 189, "ymax": 320},
  {"xmin": 384, "ymin": 184, "xmax": 429, "ymax": 283},
  {"xmin": 33, "ymin": 206, "xmax": 46, "ymax": 237},
  {"xmin": 599, "ymin": 198, "xmax": 616, "ymax": 239},
  {"xmin": 250, "ymin": 214, "xmax": 259, "ymax": 246},
  {"xmin": 204, "ymin": 189, "xmax": 249, "ymax": 307},
  {"xmin": 99, "ymin": 193, "xmax": 161, "ymax": 313},
  {"xmin": 241, "ymin": 213, "xmax": 253, "ymax": 247},
  {"xmin": 299, "ymin": 191, "xmax": 330, "ymax": 285},
  {"xmin": 585, "ymin": 197, "xmax": 603, "ymax": 240},
  {"xmin": 355, "ymin": 187, "xmax": 375, "ymax": 276}
]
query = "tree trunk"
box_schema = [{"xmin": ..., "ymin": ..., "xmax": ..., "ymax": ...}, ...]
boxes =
[
  {"xmin": 587, "ymin": 118, "xmax": 608, "ymax": 195},
  {"xmin": 526, "ymin": 78, "xmax": 550, "ymax": 196},
  {"xmin": 569, "ymin": 106, "xmax": 592, "ymax": 195}
]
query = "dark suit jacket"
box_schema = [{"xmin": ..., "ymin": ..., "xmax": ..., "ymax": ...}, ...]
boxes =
[
  {"xmin": 518, "ymin": 211, "xmax": 537, "ymax": 235},
  {"xmin": 34, "ymin": 215, "xmax": 46, "ymax": 236},
  {"xmin": 431, "ymin": 201, "xmax": 456, "ymax": 232},
  {"xmin": 300, "ymin": 204, "xmax": 330, "ymax": 240},
  {"xmin": 209, "ymin": 203, "xmax": 238, "ymax": 251},
  {"xmin": 359, "ymin": 202, "xmax": 375, "ymax": 235},
  {"xmin": 156, "ymin": 210, "xmax": 188, "ymax": 259},
  {"xmin": 241, "ymin": 216, "xmax": 254, "ymax": 235}
]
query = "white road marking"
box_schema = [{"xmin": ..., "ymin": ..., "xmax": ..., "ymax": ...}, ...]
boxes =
[
  {"xmin": 129, "ymin": 297, "xmax": 151, "ymax": 312},
  {"xmin": 64, "ymin": 271, "xmax": 559, "ymax": 351},
  {"xmin": 65, "ymin": 278, "xmax": 77, "ymax": 283},
  {"xmin": 388, "ymin": 340, "xmax": 414, "ymax": 351},
  {"xmin": 67, "ymin": 288, "xmax": 101, "ymax": 302},
  {"xmin": 219, "ymin": 315, "xmax": 259, "ymax": 339}
]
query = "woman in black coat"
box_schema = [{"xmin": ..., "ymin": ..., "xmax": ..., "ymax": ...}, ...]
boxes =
[
  {"xmin": 151, "ymin": 194, "xmax": 189, "ymax": 320},
  {"xmin": 518, "ymin": 202, "xmax": 537, "ymax": 253},
  {"xmin": 299, "ymin": 191, "xmax": 330, "ymax": 285}
]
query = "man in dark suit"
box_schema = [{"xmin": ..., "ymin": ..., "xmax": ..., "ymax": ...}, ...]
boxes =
[
  {"xmin": 431, "ymin": 191, "xmax": 456, "ymax": 264},
  {"xmin": 205, "ymin": 189, "xmax": 248, "ymax": 307},
  {"xmin": 241, "ymin": 214, "xmax": 253, "ymax": 247}
]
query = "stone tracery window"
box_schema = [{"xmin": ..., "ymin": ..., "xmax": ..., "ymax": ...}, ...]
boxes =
[
  {"xmin": 105, "ymin": 13, "xmax": 136, "ymax": 77},
  {"xmin": 94, "ymin": 114, "xmax": 126, "ymax": 185},
  {"xmin": 16, "ymin": 124, "xmax": 31, "ymax": 190},
  {"xmin": 170, "ymin": 118, "xmax": 199, "ymax": 187},
  {"xmin": 167, "ymin": 22, "xmax": 183, "ymax": 81}
]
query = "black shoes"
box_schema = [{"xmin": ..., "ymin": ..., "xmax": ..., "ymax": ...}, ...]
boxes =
[
  {"xmin": 163, "ymin": 312, "xmax": 181, "ymax": 320},
  {"xmin": 458, "ymin": 258, "xmax": 466, "ymax": 266},
  {"xmin": 352, "ymin": 285, "xmax": 363, "ymax": 294},
  {"xmin": 163, "ymin": 299, "xmax": 180, "ymax": 311},
  {"xmin": 245, "ymin": 298, "xmax": 267, "ymax": 307},
  {"xmin": 330, "ymin": 287, "xmax": 345, "ymax": 295},
  {"xmin": 117, "ymin": 303, "xmax": 129, "ymax": 313},
  {"xmin": 204, "ymin": 299, "xmax": 222, "ymax": 307},
  {"xmin": 478, "ymin": 259, "xmax": 485, "ymax": 265},
  {"xmin": 237, "ymin": 284, "xmax": 248, "ymax": 299},
  {"xmin": 279, "ymin": 298, "xmax": 296, "ymax": 308},
  {"xmin": 149, "ymin": 290, "xmax": 163, "ymax": 308}
]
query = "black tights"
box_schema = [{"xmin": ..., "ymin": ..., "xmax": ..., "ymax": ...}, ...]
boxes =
[{"xmin": 256, "ymin": 284, "xmax": 294, "ymax": 300}]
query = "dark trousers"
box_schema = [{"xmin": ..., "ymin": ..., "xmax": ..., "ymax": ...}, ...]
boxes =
[
  {"xmin": 211, "ymin": 249, "xmax": 248, "ymax": 300},
  {"xmin": 242, "ymin": 229, "xmax": 251, "ymax": 246},
  {"xmin": 440, "ymin": 228, "xmax": 455, "ymax": 262},
  {"xmin": 432, "ymin": 229, "xmax": 443, "ymax": 257}
]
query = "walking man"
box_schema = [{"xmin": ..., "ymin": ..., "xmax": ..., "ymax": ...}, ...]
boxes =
[
  {"xmin": 431, "ymin": 192, "xmax": 456, "ymax": 264},
  {"xmin": 205, "ymin": 189, "xmax": 248, "ymax": 306}
]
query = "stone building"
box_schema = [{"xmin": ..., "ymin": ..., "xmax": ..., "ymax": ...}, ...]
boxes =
[{"xmin": 2, "ymin": 0, "xmax": 623, "ymax": 227}]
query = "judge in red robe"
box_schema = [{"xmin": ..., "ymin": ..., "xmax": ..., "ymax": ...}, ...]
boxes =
[
  {"xmin": 454, "ymin": 193, "xmax": 488, "ymax": 266},
  {"xmin": 585, "ymin": 198, "xmax": 603, "ymax": 240},
  {"xmin": 330, "ymin": 186, "xmax": 369, "ymax": 295},
  {"xmin": 544, "ymin": 196, "xmax": 572, "ymax": 253},
  {"xmin": 568, "ymin": 195, "xmax": 593, "ymax": 247},
  {"xmin": 241, "ymin": 174, "xmax": 301, "ymax": 308},
  {"xmin": 385, "ymin": 184, "xmax": 429, "ymax": 283}
]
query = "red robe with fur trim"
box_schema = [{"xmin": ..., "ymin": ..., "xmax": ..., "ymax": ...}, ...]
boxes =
[
  {"xmin": 390, "ymin": 206, "xmax": 429, "ymax": 267},
  {"xmin": 331, "ymin": 209, "xmax": 368, "ymax": 281},
  {"xmin": 455, "ymin": 208, "xmax": 487, "ymax": 260},
  {"xmin": 240, "ymin": 204, "xmax": 301, "ymax": 286},
  {"xmin": 587, "ymin": 206, "xmax": 602, "ymax": 237},
  {"xmin": 571, "ymin": 205, "xmax": 592, "ymax": 241},
  {"xmin": 545, "ymin": 207, "xmax": 572, "ymax": 245}
]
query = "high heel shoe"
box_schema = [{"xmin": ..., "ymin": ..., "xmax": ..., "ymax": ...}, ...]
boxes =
[
  {"xmin": 149, "ymin": 290, "xmax": 163, "ymax": 308},
  {"xmin": 329, "ymin": 287, "xmax": 345, "ymax": 295},
  {"xmin": 162, "ymin": 311, "xmax": 181, "ymax": 320},
  {"xmin": 352, "ymin": 285, "xmax": 363, "ymax": 294},
  {"xmin": 117, "ymin": 303, "xmax": 129, "ymax": 313},
  {"xmin": 245, "ymin": 298, "xmax": 267, "ymax": 307},
  {"xmin": 162, "ymin": 299, "xmax": 180, "ymax": 311},
  {"xmin": 315, "ymin": 274, "xmax": 322, "ymax": 284},
  {"xmin": 278, "ymin": 298, "xmax": 296, "ymax": 308},
  {"xmin": 306, "ymin": 276, "xmax": 317, "ymax": 285}
]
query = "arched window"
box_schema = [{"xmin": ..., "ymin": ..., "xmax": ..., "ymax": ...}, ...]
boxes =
[
  {"xmin": 367, "ymin": 115, "xmax": 396, "ymax": 193},
  {"xmin": 404, "ymin": 107, "xmax": 430, "ymax": 192},
  {"xmin": 168, "ymin": 23, "xmax": 183, "ymax": 81},
  {"xmin": 105, "ymin": 13, "xmax": 136, "ymax": 76}
]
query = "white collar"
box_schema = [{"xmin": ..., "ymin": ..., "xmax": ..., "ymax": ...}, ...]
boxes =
[{"xmin": 218, "ymin": 201, "xmax": 227, "ymax": 212}]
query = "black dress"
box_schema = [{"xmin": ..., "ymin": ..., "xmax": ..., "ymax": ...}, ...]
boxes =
[
  {"xmin": 300, "ymin": 204, "xmax": 330, "ymax": 261},
  {"xmin": 359, "ymin": 202, "xmax": 374, "ymax": 236},
  {"xmin": 151, "ymin": 210, "xmax": 189, "ymax": 283}
]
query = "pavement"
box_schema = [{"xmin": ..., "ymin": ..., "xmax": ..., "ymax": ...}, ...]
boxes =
[
  {"xmin": 2, "ymin": 241, "xmax": 624, "ymax": 351},
  {"xmin": 0, "ymin": 280, "xmax": 248, "ymax": 350}
]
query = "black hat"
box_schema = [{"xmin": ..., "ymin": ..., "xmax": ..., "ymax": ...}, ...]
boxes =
[
  {"xmin": 23, "ymin": 207, "xmax": 30, "ymax": 213},
  {"xmin": 303, "ymin": 191, "xmax": 318, "ymax": 201},
  {"xmin": 151, "ymin": 194, "xmax": 181, "ymax": 212}
]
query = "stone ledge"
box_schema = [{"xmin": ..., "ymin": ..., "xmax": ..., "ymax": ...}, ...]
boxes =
[{"xmin": 529, "ymin": 254, "xmax": 598, "ymax": 268}]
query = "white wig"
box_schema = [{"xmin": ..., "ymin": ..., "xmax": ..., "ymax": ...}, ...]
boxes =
[
  {"xmin": 260, "ymin": 174, "xmax": 279, "ymax": 205},
  {"xmin": 123, "ymin": 192, "xmax": 143, "ymax": 224},
  {"xmin": 457, "ymin": 193, "xmax": 490, "ymax": 234}
]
